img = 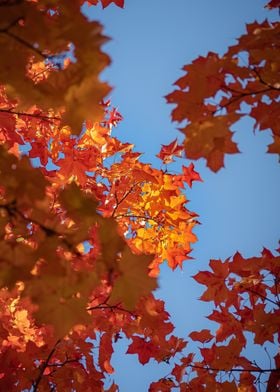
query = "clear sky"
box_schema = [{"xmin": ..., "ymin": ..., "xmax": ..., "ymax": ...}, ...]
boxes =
[{"xmin": 84, "ymin": 1, "xmax": 280, "ymax": 390}]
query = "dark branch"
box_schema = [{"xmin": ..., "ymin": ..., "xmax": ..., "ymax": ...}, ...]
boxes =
[
  {"xmin": 0, "ymin": 108, "xmax": 61, "ymax": 123},
  {"xmin": 3, "ymin": 201, "xmax": 83, "ymax": 258},
  {"xmin": 0, "ymin": 0, "xmax": 23, "ymax": 7},
  {"xmin": 189, "ymin": 364, "xmax": 280, "ymax": 374},
  {"xmin": 245, "ymin": 287, "xmax": 280, "ymax": 307},
  {"xmin": 115, "ymin": 213, "xmax": 158, "ymax": 225},
  {"xmin": 215, "ymin": 85, "xmax": 275, "ymax": 114},
  {"xmin": 250, "ymin": 66, "xmax": 280, "ymax": 92},
  {"xmin": 87, "ymin": 303, "xmax": 137, "ymax": 319},
  {"xmin": 3, "ymin": 29, "xmax": 47, "ymax": 60},
  {"xmin": 46, "ymin": 358, "xmax": 79, "ymax": 368},
  {"xmin": 32, "ymin": 340, "xmax": 61, "ymax": 392},
  {"xmin": 111, "ymin": 182, "xmax": 142, "ymax": 217}
]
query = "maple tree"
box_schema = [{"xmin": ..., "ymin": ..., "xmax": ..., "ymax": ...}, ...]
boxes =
[{"xmin": 0, "ymin": 0, "xmax": 279, "ymax": 391}]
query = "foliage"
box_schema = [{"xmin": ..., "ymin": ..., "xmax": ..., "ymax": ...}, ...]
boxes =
[
  {"xmin": 166, "ymin": 17, "xmax": 280, "ymax": 171},
  {"xmin": 0, "ymin": 0, "xmax": 279, "ymax": 391}
]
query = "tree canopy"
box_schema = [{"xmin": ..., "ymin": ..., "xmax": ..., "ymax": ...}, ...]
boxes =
[{"xmin": 0, "ymin": 0, "xmax": 279, "ymax": 391}]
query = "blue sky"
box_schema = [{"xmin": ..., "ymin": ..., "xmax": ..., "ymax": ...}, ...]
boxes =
[{"xmin": 83, "ymin": 1, "xmax": 280, "ymax": 390}]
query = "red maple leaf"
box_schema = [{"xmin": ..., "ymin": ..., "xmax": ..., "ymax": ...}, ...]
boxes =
[
  {"xmin": 181, "ymin": 163, "xmax": 202, "ymax": 187},
  {"xmin": 100, "ymin": 0, "xmax": 124, "ymax": 8},
  {"xmin": 265, "ymin": 0, "xmax": 280, "ymax": 9},
  {"xmin": 126, "ymin": 336, "xmax": 160, "ymax": 365},
  {"xmin": 189, "ymin": 329, "xmax": 214, "ymax": 343},
  {"xmin": 157, "ymin": 139, "xmax": 184, "ymax": 164}
]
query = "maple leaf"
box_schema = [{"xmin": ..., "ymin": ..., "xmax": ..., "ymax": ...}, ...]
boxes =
[
  {"xmin": 100, "ymin": 0, "xmax": 125, "ymax": 8},
  {"xmin": 99, "ymin": 333, "xmax": 114, "ymax": 374},
  {"xmin": 24, "ymin": 254, "xmax": 98, "ymax": 337},
  {"xmin": 0, "ymin": 2, "xmax": 278, "ymax": 390},
  {"xmin": 265, "ymin": 0, "xmax": 280, "ymax": 8},
  {"xmin": 167, "ymin": 19, "xmax": 280, "ymax": 172},
  {"xmin": 181, "ymin": 114, "xmax": 240, "ymax": 171},
  {"xmin": 156, "ymin": 139, "xmax": 184, "ymax": 164},
  {"xmin": 0, "ymin": 1, "xmax": 111, "ymax": 133},
  {"xmin": 207, "ymin": 307, "xmax": 246, "ymax": 347},
  {"xmin": 108, "ymin": 246, "xmax": 157, "ymax": 310},
  {"xmin": 251, "ymin": 101, "xmax": 280, "ymax": 137},
  {"xmin": 189, "ymin": 329, "xmax": 214, "ymax": 343},
  {"xmin": 171, "ymin": 354, "xmax": 194, "ymax": 383},
  {"xmin": 193, "ymin": 259, "xmax": 230, "ymax": 306},
  {"xmin": 126, "ymin": 336, "xmax": 160, "ymax": 365},
  {"xmin": 267, "ymin": 135, "xmax": 280, "ymax": 154},
  {"xmin": 59, "ymin": 183, "xmax": 99, "ymax": 244},
  {"xmin": 84, "ymin": 0, "xmax": 124, "ymax": 7},
  {"xmin": 181, "ymin": 162, "xmax": 203, "ymax": 187},
  {"xmin": 267, "ymin": 353, "xmax": 280, "ymax": 391},
  {"xmin": 200, "ymin": 339, "xmax": 243, "ymax": 371},
  {"xmin": 149, "ymin": 378, "xmax": 176, "ymax": 392}
]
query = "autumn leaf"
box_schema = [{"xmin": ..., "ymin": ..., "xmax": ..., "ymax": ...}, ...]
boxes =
[
  {"xmin": 108, "ymin": 246, "xmax": 157, "ymax": 310},
  {"xmin": 189, "ymin": 329, "xmax": 214, "ymax": 343},
  {"xmin": 59, "ymin": 183, "xmax": 99, "ymax": 244},
  {"xmin": 99, "ymin": 333, "xmax": 114, "ymax": 374},
  {"xmin": 85, "ymin": 0, "xmax": 124, "ymax": 7},
  {"xmin": 156, "ymin": 139, "xmax": 184, "ymax": 164},
  {"xmin": 24, "ymin": 250, "xmax": 98, "ymax": 337},
  {"xmin": 100, "ymin": 0, "xmax": 125, "ymax": 7},
  {"xmin": 126, "ymin": 336, "xmax": 160, "ymax": 365},
  {"xmin": 181, "ymin": 114, "xmax": 240, "ymax": 171},
  {"xmin": 265, "ymin": 0, "xmax": 280, "ymax": 8},
  {"xmin": 0, "ymin": 1, "xmax": 278, "ymax": 390},
  {"xmin": 181, "ymin": 162, "xmax": 202, "ymax": 187},
  {"xmin": 0, "ymin": 1, "xmax": 111, "ymax": 133},
  {"xmin": 200, "ymin": 339, "xmax": 243, "ymax": 371}
]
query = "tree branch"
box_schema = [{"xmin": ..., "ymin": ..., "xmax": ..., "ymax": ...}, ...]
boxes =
[
  {"xmin": 0, "ymin": 0, "xmax": 23, "ymax": 7},
  {"xmin": 87, "ymin": 303, "xmax": 137, "ymax": 319},
  {"xmin": 111, "ymin": 182, "xmax": 142, "ymax": 217},
  {"xmin": 215, "ymin": 85, "xmax": 275, "ymax": 114},
  {"xmin": 2, "ymin": 29, "xmax": 47, "ymax": 60},
  {"xmin": 32, "ymin": 340, "xmax": 61, "ymax": 392},
  {"xmin": 115, "ymin": 213, "xmax": 159, "ymax": 225},
  {"xmin": 0, "ymin": 108, "xmax": 61, "ymax": 123},
  {"xmin": 250, "ymin": 66, "xmax": 280, "ymax": 92},
  {"xmin": 3, "ymin": 201, "xmax": 83, "ymax": 258},
  {"xmin": 46, "ymin": 358, "xmax": 79, "ymax": 368},
  {"xmin": 189, "ymin": 364, "xmax": 280, "ymax": 374},
  {"xmin": 245, "ymin": 287, "xmax": 280, "ymax": 307}
]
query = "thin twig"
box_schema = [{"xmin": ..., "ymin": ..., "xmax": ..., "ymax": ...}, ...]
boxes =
[
  {"xmin": 189, "ymin": 364, "xmax": 280, "ymax": 374},
  {"xmin": 115, "ymin": 213, "xmax": 158, "ymax": 224},
  {"xmin": 3, "ymin": 29, "xmax": 47, "ymax": 59},
  {"xmin": 87, "ymin": 303, "xmax": 137, "ymax": 319},
  {"xmin": 32, "ymin": 340, "xmax": 61, "ymax": 391},
  {"xmin": 3, "ymin": 201, "xmax": 83, "ymax": 258},
  {"xmin": 0, "ymin": 108, "xmax": 61, "ymax": 123},
  {"xmin": 250, "ymin": 66, "xmax": 280, "ymax": 92},
  {"xmin": 111, "ymin": 182, "xmax": 142, "ymax": 217},
  {"xmin": 46, "ymin": 358, "xmax": 79, "ymax": 368},
  {"xmin": 245, "ymin": 287, "xmax": 280, "ymax": 307}
]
